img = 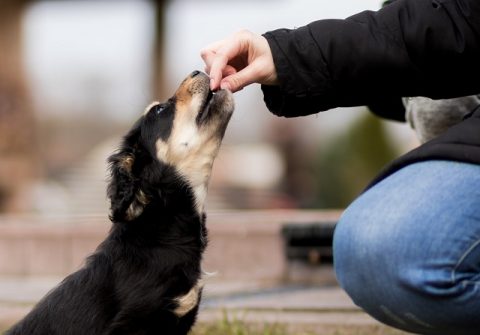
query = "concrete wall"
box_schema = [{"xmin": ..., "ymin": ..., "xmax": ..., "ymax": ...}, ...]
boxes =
[{"xmin": 0, "ymin": 211, "xmax": 340, "ymax": 282}]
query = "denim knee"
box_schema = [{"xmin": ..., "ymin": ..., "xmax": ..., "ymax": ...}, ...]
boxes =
[
  {"xmin": 334, "ymin": 200, "xmax": 458, "ymax": 302},
  {"xmin": 333, "ymin": 161, "xmax": 480, "ymax": 334},
  {"xmin": 334, "ymin": 204, "xmax": 478, "ymax": 334},
  {"xmin": 333, "ymin": 201, "xmax": 396, "ymax": 309}
]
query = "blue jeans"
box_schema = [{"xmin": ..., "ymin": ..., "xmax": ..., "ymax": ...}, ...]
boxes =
[{"xmin": 333, "ymin": 161, "xmax": 480, "ymax": 335}]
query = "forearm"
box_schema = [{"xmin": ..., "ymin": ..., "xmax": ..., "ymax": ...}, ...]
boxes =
[{"xmin": 263, "ymin": 0, "xmax": 480, "ymax": 117}]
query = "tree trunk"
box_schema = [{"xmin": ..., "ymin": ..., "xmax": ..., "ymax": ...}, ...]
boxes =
[
  {"xmin": 0, "ymin": 1, "xmax": 38, "ymax": 212},
  {"xmin": 152, "ymin": 0, "xmax": 168, "ymax": 100}
]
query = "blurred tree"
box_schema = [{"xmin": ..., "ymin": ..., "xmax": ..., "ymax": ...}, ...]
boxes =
[
  {"xmin": 152, "ymin": 0, "xmax": 168, "ymax": 100},
  {"xmin": 0, "ymin": 0, "xmax": 38, "ymax": 212},
  {"xmin": 311, "ymin": 111, "xmax": 399, "ymax": 208}
]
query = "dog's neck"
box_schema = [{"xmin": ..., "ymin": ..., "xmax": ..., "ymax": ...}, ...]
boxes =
[
  {"xmin": 181, "ymin": 166, "xmax": 212, "ymax": 215},
  {"xmin": 151, "ymin": 161, "xmax": 211, "ymax": 219},
  {"xmin": 174, "ymin": 150, "xmax": 218, "ymax": 215}
]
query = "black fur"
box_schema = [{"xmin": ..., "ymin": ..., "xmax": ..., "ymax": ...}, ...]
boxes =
[{"xmin": 7, "ymin": 105, "xmax": 207, "ymax": 335}]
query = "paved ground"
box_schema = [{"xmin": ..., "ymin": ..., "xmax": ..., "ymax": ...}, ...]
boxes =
[
  {"xmin": 0, "ymin": 212, "xmax": 407, "ymax": 334},
  {"xmin": 0, "ymin": 276, "xmax": 408, "ymax": 334}
]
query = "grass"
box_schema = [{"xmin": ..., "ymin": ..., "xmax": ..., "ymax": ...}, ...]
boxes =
[
  {"xmin": 192, "ymin": 313, "xmax": 291, "ymax": 335},
  {"xmin": 1, "ymin": 311, "xmax": 406, "ymax": 335},
  {"xmin": 191, "ymin": 311, "xmax": 406, "ymax": 335},
  {"xmin": 193, "ymin": 322, "xmax": 405, "ymax": 335},
  {"xmin": 2, "ymin": 320, "xmax": 405, "ymax": 335}
]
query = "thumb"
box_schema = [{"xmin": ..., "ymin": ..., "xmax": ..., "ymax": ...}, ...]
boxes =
[{"xmin": 220, "ymin": 65, "xmax": 258, "ymax": 93}]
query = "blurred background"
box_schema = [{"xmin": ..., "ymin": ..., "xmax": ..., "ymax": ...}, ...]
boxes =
[
  {"xmin": 0, "ymin": 0, "xmax": 418, "ymax": 215},
  {"xmin": 0, "ymin": 1, "xmax": 419, "ymax": 332}
]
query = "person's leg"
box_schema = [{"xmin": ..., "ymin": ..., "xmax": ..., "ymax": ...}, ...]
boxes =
[{"xmin": 333, "ymin": 160, "xmax": 480, "ymax": 335}]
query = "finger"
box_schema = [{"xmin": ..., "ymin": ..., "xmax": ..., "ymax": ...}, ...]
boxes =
[
  {"xmin": 200, "ymin": 39, "xmax": 225, "ymax": 59},
  {"xmin": 209, "ymin": 53, "xmax": 230, "ymax": 91},
  {"xmin": 201, "ymin": 49, "xmax": 215, "ymax": 68},
  {"xmin": 200, "ymin": 43, "xmax": 222, "ymax": 68},
  {"xmin": 201, "ymin": 50, "xmax": 215, "ymax": 75},
  {"xmin": 204, "ymin": 62, "xmax": 237, "ymax": 82},
  {"xmin": 200, "ymin": 40, "xmax": 226, "ymax": 77},
  {"xmin": 223, "ymin": 64, "xmax": 237, "ymax": 77},
  {"xmin": 208, "ymin": 41, "xmax": 244, "ymax": 91},
  {"xmin": 220, "ymin": 62, "xmax": 258, "ymax": 93}
]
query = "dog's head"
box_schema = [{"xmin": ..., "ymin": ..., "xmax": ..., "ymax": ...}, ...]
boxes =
[{"xmin": 108, "ymin": 71, "xmax": 234, "ymax": 221}]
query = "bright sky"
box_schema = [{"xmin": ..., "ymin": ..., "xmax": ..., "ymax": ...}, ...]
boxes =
[
  {"xmin": 23, "ymin": 0, "xmax": 155, "ymax": 120},
  {"xmin": 164, "ymin": 0, "xmax": 383, "ymax": 84},
  {"xmin": 23, "ymin": 0, "xmax": 393, "ymax": 141}
]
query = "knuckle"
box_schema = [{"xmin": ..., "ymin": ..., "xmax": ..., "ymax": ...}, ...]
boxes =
[
  {"xmin": 237, "ymin": 29, "xmax": 251, "ymax": 35},
  {"xmin": 229, "ymin": 76, "xmax": 241, "ymax": 88},
  {"xmin": 236, "ymin": 29, "xmax": 252, "ymax": 39},
  {"xmin": 200, "ymin": 48, "xmax": 209, "ymax": 58},
  {"xmin": 215, "ymin": 51, "xmax": 229, "ymax": 63}
]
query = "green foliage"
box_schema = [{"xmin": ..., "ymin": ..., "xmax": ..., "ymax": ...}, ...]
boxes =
[{"xmin": 311, "ymin": 112, "xmax": 399, "ymax": 208}]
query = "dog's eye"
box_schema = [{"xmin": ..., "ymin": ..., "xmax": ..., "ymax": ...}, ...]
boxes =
[{"xmin": 155, "ymin": 104, "xmax": 166, "ymax": 115}]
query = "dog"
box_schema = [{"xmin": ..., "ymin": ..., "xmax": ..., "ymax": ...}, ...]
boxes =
[{"xmin": 7, "ymin": 70, "xmax": 234, "ymax": 335}]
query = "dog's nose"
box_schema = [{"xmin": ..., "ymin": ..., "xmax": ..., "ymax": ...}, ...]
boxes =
[{"xmin": 191, "ymin": 70, "xmax": 201, "ymax": 78}]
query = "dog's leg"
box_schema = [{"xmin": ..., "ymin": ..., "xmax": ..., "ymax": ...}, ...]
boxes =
[
  {"xmin": 174, "ymin": 281, "xmax": 203, "ymax": 317},
  {"xmin": 173, "ymin": 270, "xmax": 215, "ymax": 318}
]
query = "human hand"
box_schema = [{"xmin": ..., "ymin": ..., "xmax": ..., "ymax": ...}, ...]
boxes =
[{"xmin": 201, "ymin": 30, "xmax": 279, "ymax": 92}]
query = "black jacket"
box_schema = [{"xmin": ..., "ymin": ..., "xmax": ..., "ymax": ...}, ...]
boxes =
[{"xmin": 261, "ymin": 0, "xmax": 480, "ymax": 184}]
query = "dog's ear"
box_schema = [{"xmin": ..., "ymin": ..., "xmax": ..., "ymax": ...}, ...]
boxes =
[
  {"xmin": 107, "ymin": 150, "xmax": 139, "ymax": 222},
  {"xmin": 107, "ymin": 119, "xmax": 152, "ymax": 222}
]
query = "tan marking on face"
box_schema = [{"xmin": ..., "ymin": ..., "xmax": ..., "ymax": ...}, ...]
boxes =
[
  {"xmin": 155, "ymin": 122, "xmax": 222, "ymax": 213},
  {"xmin": 154, "ymin": 75, "xmax": 233, "ymax": 214},
  {"xmin": 150, "ymin": 74, "xmax": 233, "ymax": 212}
]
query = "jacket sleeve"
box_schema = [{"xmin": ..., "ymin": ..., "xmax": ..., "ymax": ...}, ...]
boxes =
[{"xmin": 261, "ymin": 0, "xmax": 480, "ymax": 118}]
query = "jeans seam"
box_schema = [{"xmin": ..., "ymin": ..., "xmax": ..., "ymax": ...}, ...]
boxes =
[{"xmin": 452, "ymin": 238, "xmax": 480, "ymax": 286}]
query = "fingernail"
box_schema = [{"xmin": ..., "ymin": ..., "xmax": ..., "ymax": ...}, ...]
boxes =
[{"xmin": 210, "ymin": 78, "xmax": 216, "ymax": 90}]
